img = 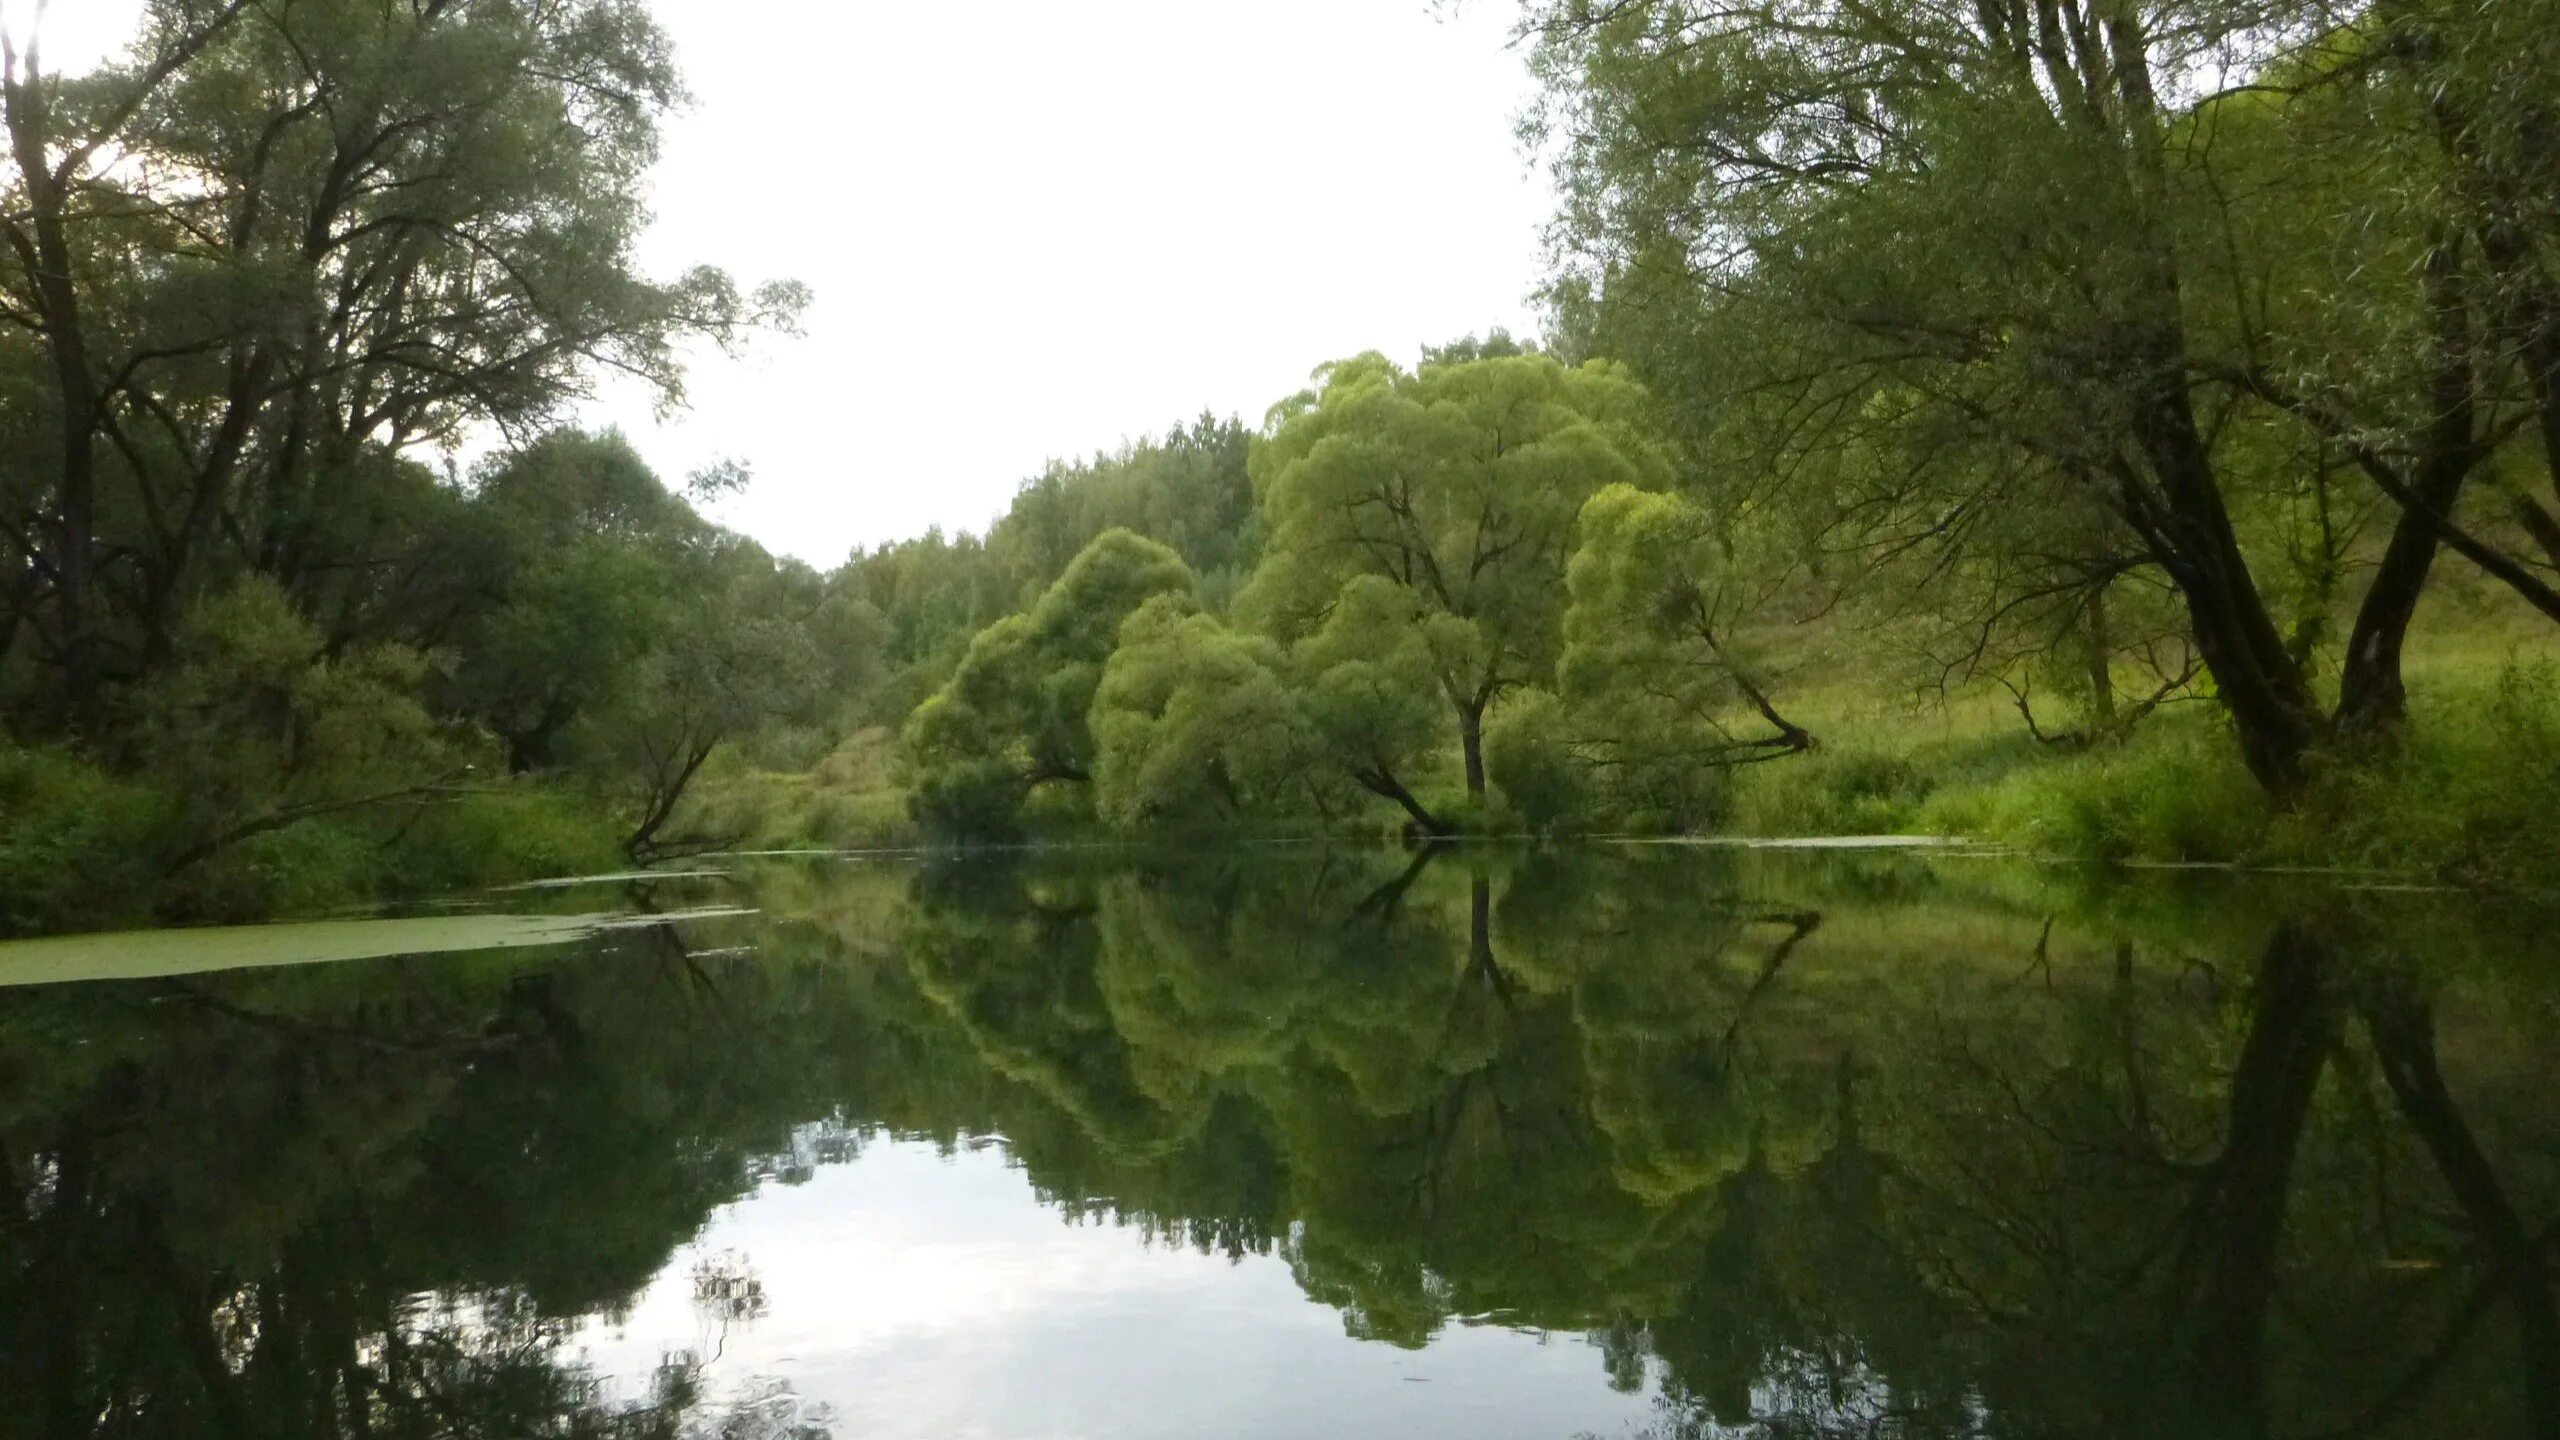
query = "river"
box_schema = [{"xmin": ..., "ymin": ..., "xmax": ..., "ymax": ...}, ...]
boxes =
[{"xmin": 1, "ymin": 843, "xmax": 2553, "ymax": 1438}]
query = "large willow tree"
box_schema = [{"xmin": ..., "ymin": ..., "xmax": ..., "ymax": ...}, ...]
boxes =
[
  {"xmin": 1526, "ymin": 0, "xmax": 2560, "ymax": 798},
  {"xmin": 1243, "ymin": 350, "xmax": 1671, "ymax": 799},
  {"xmin": 903, "ymin": 529, "xmax": 1198, "ymax": 839}
]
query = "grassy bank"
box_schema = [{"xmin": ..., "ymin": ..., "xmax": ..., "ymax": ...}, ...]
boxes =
[
  {"xmin": 709, "ymin": 577, "xmax": 2560, "ymax": 893},
  {"xmin": 1724, "ymin": 587, "xmax": 2560, "ymax": 890},
  {"xmin": 0, "ymin": 744, "xmax": 623, "ymax": 938}
]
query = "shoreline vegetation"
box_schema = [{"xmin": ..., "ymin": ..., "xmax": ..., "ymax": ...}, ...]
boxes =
[{"xmin": 10, "ymin": 0, "xmax": 2560, "ymax": 937}]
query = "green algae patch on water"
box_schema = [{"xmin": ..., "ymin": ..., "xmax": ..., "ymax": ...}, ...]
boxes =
[{"xmin": 0, "ymin": 906, "xmax": 755, "ymax": 989}]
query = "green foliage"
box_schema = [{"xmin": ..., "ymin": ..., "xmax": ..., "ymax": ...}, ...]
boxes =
[
  {"xmin": 2273, "ymin": 660, "xmax": 2560, "ymax": 886},
  {"xmin": 989, "ymin": 415, "xmax": 1260, "ymax": 608},
  {"xmin": 0, "ymin": 0, "xmax": 802, "ymax": 730},
  {"xmin": 0, "ymin": 0, "xmax": 837, "ymax": 930},
  {"xmin": 828, "ymin": 416, "xmax": 1260, "ymax": 734},
  {"xmin": 905, "ymin": 530, "xmax": 1199, "ymax": 840},
  {"xmin": 141, "ymin": 577, "xmax": 468, "ymax": 870},
  {"xmin": 1734, "ymin": 751, "xmax": 1926, "ymax": 837},
  {"xmin": 1525, "ymin": 0, "xmax": 2560, "ymax": 805},
  {"xmin": 1090, "ymin": 597, "xmax": 1322, "ymax": 829},
  {"xmin": 0, "ymin": 744, "xmax": 162, "ymax": 937},
  {"xmin": 1483, "ymin": 689, "xmax": 1585, "ymax": 833},
  {"xmin": 451, "ymin": 432, "xmax": 706, "ymax": 772},
  {"xmin": 687, "ymin": 727, "xmax": 920, "ymax": 853},
  {"xmin": 1555, "ymin": 484, "xmax": 1819, "ymax": 822},
  {"xmin": 1245, "ymin": 350, "xmax": 1674, "ymax": 796},
  {"xmin": 571, "ymin": 537, "xmax": 833, "ymax": 858},
  {"xmin": 393, "ymin": 788, "xmax": 624, "ymax": 896}
]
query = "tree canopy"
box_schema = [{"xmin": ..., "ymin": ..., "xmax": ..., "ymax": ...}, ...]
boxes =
[
  {"xmin": 903, "ymin": 529, "xmax": 1198, "ymax": 839},
  {"xmin": 1243, "ymin": 350, "xmax": 1673, "ymax": 798}
]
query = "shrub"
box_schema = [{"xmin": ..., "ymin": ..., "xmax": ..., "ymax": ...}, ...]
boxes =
[
  {"xmin": 1485, "ymin": 690, "xmax": 1587, "ymax": 834},
  {"xmin": 1938, "ymin": 719, "xmax": 2267, "ymax": 863},
  {"xmin": 390, "ymin": 786, "xmax": 624, "ymax": 893},
  {"xmin": 0, "ymin": 744, "xmax": 163, "ymax": 937}
]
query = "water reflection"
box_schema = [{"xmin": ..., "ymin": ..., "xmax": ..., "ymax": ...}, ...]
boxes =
[{"xmin": 1, "ymin": 847, "xmax": 2556, "ymax": 1438}]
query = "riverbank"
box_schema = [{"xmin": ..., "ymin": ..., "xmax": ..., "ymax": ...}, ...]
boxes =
[
  {"xmin": 697, "ymin": 675, "xmax": 2560, "ymax": 896},
  {"xmin": 0, "ymin": 743, "xmax": 624, "ymax": 938},
  {"xmin": 12, "ymin": 607, "xmax": 2554, "ymax": 940},
  {"xmin": 1721, "ymin": 605, "xmax": 2560, "ymax": 891}
]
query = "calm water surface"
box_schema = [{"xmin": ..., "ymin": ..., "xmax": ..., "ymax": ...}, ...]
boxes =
[{"xmin": 2, "ymin": 845, "xmax": 2556, "ymax": 1439}]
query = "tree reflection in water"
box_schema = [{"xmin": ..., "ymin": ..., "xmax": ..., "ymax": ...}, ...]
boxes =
[{"xmin": 1, "ymin": 846, "xmax": 2554, "ymax": 1439}]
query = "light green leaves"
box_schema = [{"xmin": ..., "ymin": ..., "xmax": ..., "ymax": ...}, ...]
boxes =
[
  {"xmin": 1245, "ymin": 350, "xmax": 1675, "ymax": 797},
  {"xmin": 904, "ymin": 530, "xmax": 1198, "ymax": 840}
]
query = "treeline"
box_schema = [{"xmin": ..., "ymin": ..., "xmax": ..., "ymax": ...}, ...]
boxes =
[
  {"xmin": 0, "ymin": 0, "xmax": 827, "ymax": 931},
  {"xmin": 897, "ymin": 340, "xmax": 1779, "ymax": 840},
  {"xmin": 14, "ymin": 0, "xmax": 2560, "ymax": 925},
  {"xmin": 879, "ymin": 0, "xmax": 2560, "ymax": 862},
  {"xmin": 1520, "ymin": 0, "xmax": 2560, "ymax": 790},
  {"xmin": 825, "ymin": 414, "xmax": 1258, "ymax": 732}
]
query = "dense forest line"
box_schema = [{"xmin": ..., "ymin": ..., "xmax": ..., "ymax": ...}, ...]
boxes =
[
  {"xmin": 787, "ymin": 0, "xmax": 2560, "ymax": 879},
  {"xmin": 8, "ymin": 0, "xmax": 2560, "ymax": 935}
]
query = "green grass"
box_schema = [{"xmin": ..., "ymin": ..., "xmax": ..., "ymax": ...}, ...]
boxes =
[
  {"xmin": 1681, "ymin": 570, "xmax": 2560, "ymax": 891},
  {"xmin": 685, "ymin": 727, "xmax": 924, "ymax": 852},
  {"xmin": 682, "ymin": 576, "xmax": 2560, "ymax": 889},
  {"xmin": 1, "ymin": 739, "xmax": 630, "ymax": 936}
]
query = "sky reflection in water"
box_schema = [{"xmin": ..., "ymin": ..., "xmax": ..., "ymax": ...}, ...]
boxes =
[{"xmin": 3, "ymin": 845, "xmax": 2557, "ymax": 1439}]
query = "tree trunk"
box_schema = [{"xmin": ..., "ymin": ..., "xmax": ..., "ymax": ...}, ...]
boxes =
[
  {"xmin": 2364, "ymin": 983, "xmax": 2560, "ymax": 1440},
  {"xmin": 1357, "ymin": 763, "xmax": 1452, "ymax": 837},
  {"xmin": 5, "ymin": 73, "xmax": 103, "ymax": 724},
  {"xmin": 2085, "ymin": 584, "xmax": 2119, "ymax": 732},
  {"xmin": 2338, "ymin": 239, "xmax": 2477, "ymax": 739},
  {"xmin": 625, "ymin": 740, "xmax": 718, "ymax": 860},
  {"xmin": 2134, "ymin": 473, "xmax": 2324, "ymax": 800},
  {"xmin": 2517, "ymin": 493, "xmax": 2560, "ymax": 573},
  {"xmin": 506, "ymin": 692, "xmax": 575, "ymax": 774},
  {"xmin": 2104, "ymin": 295, "xmax": 2323, "ymax": 798},
  {"xmin": 2094, "ymin": 64, "xmax": 2326, "ymax": 799},
  {"xmin": 1457, "ymin": 696, "xmax": 1488, "ymax": 800},
  {"xmin": 2186, "ymin": 924, "xmax": 2335, "ymax": 1438}
]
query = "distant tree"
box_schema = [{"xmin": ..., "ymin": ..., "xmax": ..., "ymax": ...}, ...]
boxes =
[
  {"xmin": 1420, "ymin": 328, "xmax": 1537, "ymax": 368},
  {"xmin": 903, "ymin": 530, "xmax": 1196, "ymax": 839},
  {"xmin": 1089, "ymin": 596, "xmax": 1324, "ymax": 829},
  {"xmin": 988, "ymin": 415, "xmax": 1259, "ymax": 605},
  {"xmin": 1243, "ymin": 351, "xmax": 1672, "ymax": 800}
]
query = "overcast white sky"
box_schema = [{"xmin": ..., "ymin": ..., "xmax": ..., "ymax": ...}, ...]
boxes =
[{"xmin": 36, "ymin": 1, "xmax": 1555, "ymax": 565}]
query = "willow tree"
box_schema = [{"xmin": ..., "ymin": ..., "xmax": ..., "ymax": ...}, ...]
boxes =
[
  {"xmin": 1242, "ymin": 350, "xmax": 1672, "ymax": 799},
  {"xmin": 1090, "ymin": 584, "xmax": 1469, "ymax": 837},
  {"xmin": 904, "ymin": 529, "xmax": 1196, "ymax": 839},
  {"xmin": 1523, "ymin": 0, "xmax": 2547, "ymax": 795},
  {"xmin": 1563, "ymin": 484, "xmax": 1817, "ymax": 765},
  {"xmin": 2161, "ymin": 10, "xmax": 2560, "ymax": 730},
  {"xmin": 0, "ymin": 0, "xmax": 801, "ymax": 727},
  {"xmin": 1088, "ymin": 595, "xmax": 1322, "ymax": 829}
]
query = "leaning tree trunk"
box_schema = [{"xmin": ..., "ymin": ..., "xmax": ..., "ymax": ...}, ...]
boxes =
[
  {"xmin": 2337, "ymin": 239, "xmax": 2478, "ymax": 739},
  {"xmin": 2185, "ymin": 925, "xmax": 2336, "ymax": 1438},
  {"xmin": 1356, "ymin": 763, "xmax": 1453, "ymax": 838},
  {"xmin": 2127, "ymin": 413, "xmax": 2327, "ymax": 800}
]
